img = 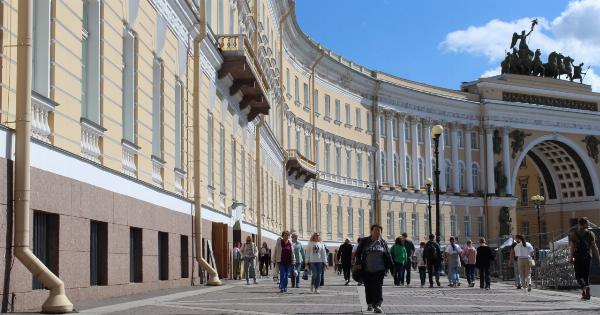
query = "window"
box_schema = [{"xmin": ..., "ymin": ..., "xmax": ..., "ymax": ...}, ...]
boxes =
[
  {"xmin": 439, "ymin": 214, "xmax": 445, "ymax": 240},
  {"xmin": 417, "ymin": 123, "xmax": 423, "ymax": 142},
  {"xmin": 242, "ymin": 150, "xmax": 246, "ymax": 203},
  {"xmin": 359, "ymin": 208, "xmax": 365, "ymax": 237},
  {"xmin": 206, "ymin": 0, "xmax": 212, "ymax": 25},
  {"xmin": 463, "ymin": 216, "xmax": 471, "ymax": 237},
  {"xmin": 347, "ymin": 207, "xmax": 354, "ymax": 237},
  {"xmin": 305, "ymin": 133, "xmax": 310, "ymax": 158},
  {"xmin": 33, "ymin": 0, "xmax": 51, "ymax": 96},
  {"xmin": 231, "ymin": 138, "xmax": 237, "ymax": 199},
  {"xmin": 381, "ymin": 152, "xmax": 387, "ymax": 183},
  {"xmin": 324, "ymin": 143, "xmax": 331, "ymax": 173},
  {"xmin": 399, "ymin": 211, "xmax": 406, "ymax": 233},
  {"xmin": 175, "ymin": 80, "xmax": 183, "ymax": 168},
  {"xmin": 337, "ymin": 205, "xmax": 343, "ymax": 239},
  {"xmin": 346, "ymin": 150, "xmax": 352, "ymax": 178},
  {"xmin": 294, "ymin": 76, "xmax": 299, "ymax": 102},
  {"xmin": 367, "ymin": 111, "xmax": 372, "ymax": 132},
  {"xmin": 336, "ymin": 146, "xmax": 341, "ymax": 176},
  {"xmin": 387, "ymin": 210, "xmax": 393, "ymax": 238},
  {"xmin": 286, "ymin": 68, "xmax": 290, "ymax": 92},
  {"xmin": 471, "ymin": 132, "xmax": 479, "ymax": 149},
  {"xmin": 207, "ymin": 113, "xmax": 214, "ymax": 186},
  {"xmin": 520, "ymin": 178, "xmax": 528, "ymax": 206},
  {"xmin": 217, "ymin": 0, "xmax": 224, "ymax": 33},
  {"xmin": 295, "ymin": 128, "xmax": 301, "ymax": 152},
  {"xmin": 326, "ymin": 202, "xmax": 332, "ymax": 237},
  {"xmin": 130, "ymin": 227, "xmax": 143, "ymax": 283},
  {"xmin": 393, "ymin": 154, "xmax": 399, "ymax": 185},
  {"xmin": 152, "ymin": 58, "xmax": 164, "ymax": 158},
  {"xmin": 472, "ymin": 164, "xmax": 480, "ymax": 192},
  {"xmin": 158, "ymin": 232, "xmax": 169, "ymax": 280},
  {"xmin": 424, "ymin": 212, "xmax": 430, "ymax": 237},
  {"xmin": 303, "ymin": 83, "xmax": 309, "ymax": 108},
  {"xmin": 357, "ymin": 153, "xmax": 363, "ymax": 181},
  {"xmin": 220, "ymin": 126, "xmax": 226, "ymax": 193},
  {"xmin": 478, "ymin": 216, "xmax": 484, "ymax": 236},
  {"xmin": 411, "ymin": 213, "xmax": 418, "ymax": 238},
  {"xmin": 458, "ymin": 162, "xmax": 465, "ymax": 192},
  {"xmin": 315, "ymin": 140, "xmax": 320, "ymax": 168},
  {"xmin": 90, "ymin": 221, "xmax": 108, "ymax": 286},
  {"xmin": 33, "ymin": 211, "xmax": 59, "ymax": 290},
  {"xmin": 82, "ymin": 0, "xmax": 101, "ymax": 124},
  {"xmin": 418, "ymin": 158, "xmax": 424, "ymax": 188},
  {"xmin": 379, "ymin": 116, "xmax": 385, "ymax": 138},
  {"xmin": 445, "ymin": 162, "xmax": 452, "ymax": 190},
  {"xmin": 355, "ymin": 108, "xmax": 361, "ymax": 128},
  {"xmin": 314, "ymin": 90, "xmax": 319, "ymax": 114},
  {"xmin": 307, "ymin": 199, "xmax": 312, "ymax": 233},
  {"xmin": 392, "ymin": 119, "xmax": 398, "ymax": 139},
  {"xmin": 345, "ymin": 104, "xmax": 351, "ymax": 125},
  {"xmin": 450, "ymin": 214, "xmax": 457, "ymax": 237},
  {"xmin": 369, "ymin": 207, "xmax": 376, "ymax": 228},
  {"xmin": 405, "ymin": 156, "xmax": 412, "ymax": 186},
  {"xmin": 335, "ymin": 100, "xmax": 341, "ymax": 122},
  {"xmin": 404, "ymin": 121, "xmax": 410, "ymax": 140},
  {"xmin": 298, "ymin": 198, "xmax": 303, "ymax": 233},
  {"xmin": 122, "ymin": 28, "xmax": 137, "ymax": 143},
  {"xmin": 317, "ymin": 202, "xmax": 322, "ymax": 233},
  {"xmin": 289, "ymin": 195, "xmax": 294, "ymax": 230},
  {"xmin": 522, "ymin": 222, "xmax": 530, "ymax": 236},
  {"xmin": 324, "ymin": 95, "xmax": 331, "ymax": 118},
  {"xmin": 443, "ymin": 128, "xmax": 450, "ymax": 146},
  {"xmin": 180, "ymin": 235, "xmax": 189, "ymax": 278},
  {"xmin": 368, "ymin": 154, "xmax": 374, "ymax": 182},
  {"xmin": 457, "ymin": 130, "xmax": 464, "ymax": 148}
]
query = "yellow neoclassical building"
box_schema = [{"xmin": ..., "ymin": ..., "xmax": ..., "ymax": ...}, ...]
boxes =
[{"xmin": 0, "ymin": 0, "xmax": 599, "ymax": 311}]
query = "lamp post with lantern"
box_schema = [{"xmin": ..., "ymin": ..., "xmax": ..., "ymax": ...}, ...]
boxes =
[
  {"xmin": 431, "ymin": 125, "xmax": 444, "ymax": 244},
  {"xmin": 426, "ymin": 177, "xmax": 433, "ymax": 236},
  {"xmin": 531, "ymin": 194, "xmax": 545, "ymax": 250}
]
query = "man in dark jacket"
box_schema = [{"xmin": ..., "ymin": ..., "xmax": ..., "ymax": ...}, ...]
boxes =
[
  {"xmin": 476, "ymin": 238, "xmax": 495, "ymax": 290},
  {"xmin": 423, "ymin": 234, "xmax": 441, "ymax": 288},
  {"xmin": 338, "ymin": 239, "xmax": 354, "ymax": 285}
]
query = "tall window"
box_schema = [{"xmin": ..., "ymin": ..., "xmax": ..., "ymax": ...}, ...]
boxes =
[
  {"xmin": 443, "ymin": 128, "xmax": 450, "ymax": 146},
  {"xmin": 417, "ymin": 123, "xmax": 423, "ymax": 142},
  {"xmin": 404, "ymin": 121, "xmax": 410, "ymax": 140},
  {"xmin": 122, "ymin": 28, "xmax": 137, "ymax": 142},
  {"xmin": 393, "ymin": 154, "xmax": 399, "ymax": 185},
  {"xmin": 359, "ymin": 208, "xmax": 365, "ymax": 237},
  {"xmin": 472, "ymin": 163, "xmax": 480, "ymax": 192},
  {"xmin": 129, "ymin": 227, "xmax": 143, "ymax": 283},
  {"xmin": 175, "ymin": 80, "xmax": 183, "ymax": 169},
  {"xmin": 346, "ymin": 150, "xmax": 352, "ymax": 178},
  {"xmin": 33, "ymin": 0, "xmax": 51, "ymax": 96},
  {"xmin": 418, "ymin": 158, "xmax": 424, "ymax": 188},
  {"xmin": 336, "ymin": 146, "xmax": 341, "ymax": 176},
  {"xmin": 478, "ymin": 216, "xmax": 484, "ymax": 236},
  {"xmin": 298, "ymin": 198, "xmax": 303, "ymax": 233},
  {"xmin": 357, "ymin": 153, "xmax": 363, "ymax": 181},
  {"xmin": 294, "ymin": 76, "xmax": 299, "ymax": 102},
  {"xmin": 295, "ymin": 128, "xmax": 301, "ymax": 152},
  {"xmin": 90, "ymin": 221, "xmax": 108, "ymax": 286},
  {"xmin": 392, "ymin": 118, "xmax": 398, "ymax": 139},
  {"xmin": 307, "ymin": 199, "xmax": 312, "ymax": 233},
  {"xmin": 424, "ymin": 212, "xmax": 430, "ymax": 237},
  {"xmin": 207, "ymin": 113, "xmax": 214, "ymax": 186},
  {"xmin": 471, "ymin": 132, "xmax": 479, "ymax": 149},
  {"xmin": 450, "ymin": 214, "xmax": 457, "ymax": 237},
  {"xmin": 387, "ymin": 210, "xmax": 393, "ymax": 238},
  {"xmin": 325, "ymin": 95, "xmax": 331, "ymax": 118},
  {"xmin": 180, "ymin": 235, "xmax": 189, "ymax": 278},
  {"xmin": 82, "ymin": 0, "xmax": 101, "ymax": 123},
  {"xmin": 286, "ymin": 68, "xmax": 290, "ymax": 92},
  {"xmin": 458, "ymin": 161, "xmax": 465, "ymax": 192},
  {"xmin": 345, "ymin": 104, "xmax": 351, "ymax": 125},
  {"xmin": 457, "ymin": 130, "xmax": 464, "ymax": 148},
  {"xmin": 206, "ymin": 0, "xmax": 212, "ymax": 25},
  {"xmin": 520, "ymin": 178, "xmax": 528, "ymax": 206},
  {"xmin": 303, "ymin": 83, "xmax": 309, "ymax": 108},
  {"xmin": 347, "ymin": 207, "xmax": 354, "ymax": 237},
  {"xmin": 324, "ymin": 143, "xmax": 331, "ymax": 173},
  {"xmin": 217, "ymin": 0, "xmax": 224, "ymax": 32},
  {"xmin": 356, "ymin": 108, "xmax": 362, "ymax": 128},
  {"xmin": 379, "ymin": 116, "xmax": 385, "ymax": 138},
  {"xmin": 314, "ymin": 90, "xmax": 319, "ymax": 114},
  {"xmin": 368, "ymin": 154, "xmax": 374, "ymax": 182},
  {"xmin": 219, "ymin": 126, "xmax": 225, "ymax": 193},
  {"xmin": 231, "ymin": 138, "xmax": 237, "ymax": 199},
  {"xmin": 405, "ymin": 156, "xmax": 412, "ymax": 186},
  {"xmin": 326, "ymin": 203, "xmax": 332, "ymax": 237},
  {"xmin": 522, "ymin": 222, "xmax": 530, "ymax": 237},
  {"xmin": 158, "ymin": 232, "xmax": 169, "ymax": 280},
  {"xmin": 317, "ymin": 202, "xmax": 322, "ymax": 233},
  {"xmin": 337, "ymin": 205, "xmax": 343, "ymax": 239},
  {"xmin": 411, "ymin": 213, "xmax": 418, "ymax": 238},
  {"xmin": 289, "ymin": 195, "xmax": 294, "ymax": 230},
  {"xmin": 463, "ymin": 216, "xmax": 471, "ymax": 237},
  {"xmin": 399, "ymin": 211, "xmax": 406, "ymax": 234},
  {"xmin": 381, "ymin": 152, "xmax": 387, "ymax": 183},
  {"xmin": 367, "ymin": 111, "xmax": 372, "ymax": 132},
  {"xmin": 335, "ymin": 100, "xmax": 341, "ymax": 122},
  {"xmin": 152, "ymin": 58, "xmax": 164, "ymax": 158},
  {"xmin": 305, "ymin": 133, "xmax": 310, "ymax": 158},
  {"xmin": 440, "ymin": 214, "xmax": 445, "ymax": 240},
  {"xmin": 445, "ymin": 162, "xmax": 452, "ymax": 190}
]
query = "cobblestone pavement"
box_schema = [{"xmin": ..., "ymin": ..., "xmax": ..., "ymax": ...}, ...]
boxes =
[{"xmin": 79, "ymin": 270, "xmax": 600, "ymax": 315}]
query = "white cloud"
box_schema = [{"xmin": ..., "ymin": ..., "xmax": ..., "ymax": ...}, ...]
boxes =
[
  {"xmin": 439, "ymin": 0, "xmax": 600, "ymax": 91},
  {"xmin": 481, "ymin": 66, "xmax": 501, "ymax": 78},
  {"xmin": 583, "ymin": 68, "xmax": 600, "ymax": 92}
]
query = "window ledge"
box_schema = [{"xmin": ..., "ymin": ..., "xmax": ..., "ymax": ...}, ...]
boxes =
[
  {"xmin": 334, "ymin": 120, "xmax": 342, "ymax": 126},
  {"xmin": 303, "ymin": 106, "xmax": 310, "ymax": 112},
  {"xmin": 324, "ymin": 116, "xmax": 331, "ymax": 122}
]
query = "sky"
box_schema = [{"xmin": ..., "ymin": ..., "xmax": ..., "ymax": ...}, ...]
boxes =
[{"xmin": 295, "ymin": 0, "xmax": 600, "ymax": 91}]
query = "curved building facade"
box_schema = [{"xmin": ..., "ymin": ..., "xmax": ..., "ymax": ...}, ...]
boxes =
[{"xmin": 0, "ymin": 0, "xmax": 599, "ymax": 310}]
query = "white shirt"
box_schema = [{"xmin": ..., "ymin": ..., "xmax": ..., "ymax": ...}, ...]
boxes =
[
  {"xmin": 514, "ymin": 242, "xmax": 534, "ymax": 258},
  {"xmin": 306, "ymin": 242, "xmax": 328, "ymax": 263},
  {"xmin": 414, "ymin": 247, "xmax": 426, "ymax": 267},
  {"xmin": 445, "ymin": 243, "xmax": 462, "ymax": 255}
]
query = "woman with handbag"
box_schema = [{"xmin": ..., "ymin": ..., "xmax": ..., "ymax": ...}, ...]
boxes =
[
  {"xmin": 241, "ymin": 236, "xmax": 258, "ymax": 285},
  {"xmin": 354, "ymin": 224, "xmax": 393, "ymax": 314},
  {"xmin": 514, "ymin": 234, "xmax": 535, "ymax": 293},
  {"xmin": 462, "ymin": 240, "xmax": 477, "ymax": 287},
  {"xmin": 444, "ymin": 237, "xmax": 462, "ymax": 287},
  {"xmin": 306, "ymin": 232, "xmax": 327, "ymax": 294},
  {"xmin": 273, "ymin": 231, "xmax": 295, "ymax": 293}
]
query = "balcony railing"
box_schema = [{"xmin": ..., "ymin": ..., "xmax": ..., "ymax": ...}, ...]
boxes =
[
  {"xmin": 286, "ymin": 149, "xmax": 317, "ymax": 182},
  {"xmin": 319, "ymin": 172, "xmax": 373, "ymax": 189}
]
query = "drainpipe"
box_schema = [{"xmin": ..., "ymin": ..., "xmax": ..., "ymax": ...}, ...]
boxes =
[
  {"xmin": 14, "ymin": 0, "xmax": 73, "ymax": 312},
  {"xmin": 310, "ymin": 51, "xmax": 324, "ymax": 232},
  {"xmin": 371, "ymin": 81, "xmax": 381, "ymax": 224},
  {"xmin": 278, "ymin": 3, "xmax": 292, "ymax": 229},
  {"xmin": 255, "ymin": 116, "xmax": 265, "ymax": 247},
  {"xmin": 193, "ymin": 0, "xmax": 221, "ymax": 286}
]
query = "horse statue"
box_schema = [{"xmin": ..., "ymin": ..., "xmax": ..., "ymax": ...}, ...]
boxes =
[
  {"xmin": 571, "ymin": 62, "xmax": 586, "ymax": 83},
  {"xmin": 501, "ymin": 52, "xmax": 512, "ymax": 74},
  {"xmin": 559, "ymin": 55, "xmax": 574, "ymax": 81},
  {"xmin": 531, "ymin": 49, "xmax": 544, "ymax": 76},
  {"xmin": 543, "ymin": 51, "xmax": 559, "ymax": 78}
]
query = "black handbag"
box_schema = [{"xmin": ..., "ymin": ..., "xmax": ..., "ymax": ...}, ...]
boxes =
[{"xmin": 352, "ymin": 263, "xmax": 363, "ymax": 282}]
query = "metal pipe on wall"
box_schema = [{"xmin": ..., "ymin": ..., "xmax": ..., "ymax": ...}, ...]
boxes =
[
  {"xmin": 193, "ymin": 0, "xmax": 221, "ymax": 286},
  {"xmin": 13, "ymin": 0, "xmax": 73, "ymax": 312}
]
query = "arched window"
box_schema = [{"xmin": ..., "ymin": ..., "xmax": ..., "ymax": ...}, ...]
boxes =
[
  {"xmin": 381, "ymin": 152, "xmax": 387, "ymax": 183},
  {"xmin": 393, "ymin": 154, "xmax": 399, "ymax": 185},
  {"xmin": 458, "ymin": 161, "xmax": 465, "ymax": 192},
  {"xmin": 445, "ymin": 160, "xmax": 451, "ymax": 190},
  {"xmin": 405, "ymin": 156, "xmax": 412, "ymax": 186},
  {"xmin": 472, "ymin": 163, "xmax": 480, "ymax": 192},
  {"xmin": 418, "ymin": 157, "xmax": 424, "ymax": 188}
]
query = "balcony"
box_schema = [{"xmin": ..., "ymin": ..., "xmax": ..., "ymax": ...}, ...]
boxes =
[
  {"xmin": 286, "ymin": 150, "xmax": 317, "ymax": 183},
  {"xmin": 217, "ymin": 34, "xmax": 270, "ymax": 121}
]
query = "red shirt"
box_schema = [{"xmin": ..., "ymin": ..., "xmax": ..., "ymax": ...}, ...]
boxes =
[{"xmin": 280, "ymin": 240, "xmax": 293, "ymax": 265}]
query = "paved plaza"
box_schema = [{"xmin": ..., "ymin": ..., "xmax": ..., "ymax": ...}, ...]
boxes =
[{"xmin": 77, "ymin": 270, "xmax": 600, "ymax": 315}]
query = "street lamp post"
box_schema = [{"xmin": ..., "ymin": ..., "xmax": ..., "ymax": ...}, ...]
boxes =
[
  {"xmin": 426, "ymin": 177, "xmax": 433, "ymax": 236},
  {"xmin": 531, "ymin": 195, "xmax": 545, "ymax": 250},
  {"xmin": 431, "ymin": 125, "xmax": 444, "ymax": 244}
]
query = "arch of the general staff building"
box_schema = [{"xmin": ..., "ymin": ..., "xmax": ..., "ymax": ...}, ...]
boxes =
[{"xmin": 275, "ymin": 1, "xmax": 600, "ymax": 248}]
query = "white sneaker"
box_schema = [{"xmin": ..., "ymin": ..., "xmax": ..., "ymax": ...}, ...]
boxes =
[{"xmin": 315, "ymin": 288, "xmax": 320, "ymax": 294}]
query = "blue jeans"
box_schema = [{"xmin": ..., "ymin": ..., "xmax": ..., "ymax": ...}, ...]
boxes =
[
  {"xmin": 465, "ymin": 264, "xmax": 476, "ymax": 284},
  {"xmin": 448, "ymin": 264, "xmax": 460, "ymax": 285},
  {"xmin": 403, "ymin": 259, "xmax": 412, "ymax": 284},
  {"xmin": 310, "ymin": 262, "xmax": 324, "ymax": 289},
  {"xmin": 479, "ymin": 266, "xmax": 491, "ymax": 288},
  {"xmin": 293, "ymin": 262, "xmax": 302, "ymax": 287},
  {"xmin": 513, "ymin": 262, "xmax": 520, "ymax": 287},
  {"xmin": 278, "ymin": 263, "xmax": 291, "ymax": 290},
  {"xmin": 393, "ymin": 262, "xmax": 405, "ymax": 285}
]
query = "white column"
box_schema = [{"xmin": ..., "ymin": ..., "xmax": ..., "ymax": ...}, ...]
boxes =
[
  {"xmin": 398, "ymin": 114, "xmax": 407, "ymax": 189},
  {"xmin": 411, "ymin": 117, "xmax": 419, "ymax": 190},
  {"xmin": 451, "ymin": 123, "xmax": 460, "ymax": 192},
  {"xmin": 424, "ymin": 120, "xmax": 433, "ymax": 180},
  {"xmin": 439, "ymin": 123, "xmax": 446, "ymax": 193},
  {"xmin": 502, "ymin": 126, "xmax": 511, "ymax": 195},
  {"xmin": 486, "ymin": 127, "xmax": 495, "ymax": 194},
  {"xmin": 479, "ymin": 131, "xmax": 485, "ymax": 192},
  {"xmin": 385, "ymin": 112, "xmax": 395, "ymax": 186},
  {"xmin": 465, "ymin": 125, "xmax": 474, "ymax": 194}
]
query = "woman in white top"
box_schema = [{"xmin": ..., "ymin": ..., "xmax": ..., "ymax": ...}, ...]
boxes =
[
  {"xmin": 514, "ymin": 234, "xmax": 535, "ymax": 292},
  {"xmin": 306, "ymin": 232, "xmax": 328, "ymax": 293},
  {"xmin": 414, "ymin": 242, "xmax": 427, "ymax": 287},
  {"xmin": 444, "ymin": 237, "xmax": 463, "ymax": 287},
  {"xmin": 241, "ymin": 236, "xmax": 258, "ymax": 285}
]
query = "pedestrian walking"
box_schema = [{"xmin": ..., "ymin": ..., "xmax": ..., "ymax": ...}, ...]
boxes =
[
  {"xmin": 306, "ymin": 232, "xmax": 328, "ymax": 294},
  {"xmin": 569, "ymin": 217, "xmax": 600, "ymax": 300},
  {"xmin": 401, "ymin": 233, "xmax": 415, "ymax": 286},
  {"xmin": 390, "ymin": 237, "xmax": 407, "ymax": 286},
  {"xmin": 273, "ymin": 231, "xmax": 295, "ymax": 293},
  {"xmin": 509, "ymin": 239, "xmax": 521, "ymax": 289},
  {"xmin": 233, "ymin": 243, "xmax": 241, "ymax": 280},
  {"xmin": 445, "ymin": 237, "xmax": 462, "ymax": 287},
  {"xmin": 241, "ymin": 236, "xmax": 258, "ymax": 285},
  {"xmin": 355, "ymin": 224, "xmax": 393, "ymax": 313},
  {"xmin": 423, "ymin": 234, "xmax": 442, "ymax": 288},
  {"xmin": 475, "ymin": 238, "xmax": 494, "ymax": 290},
  {"xmin": 291, "ymin": 232, "xmax": 305, "ymax": 288},
  {"xmin": 414, "ymin": 242, "xmax": 427, "ymax": 287},
  {"xmin": 462, "ymin": 240, "xmax": 477, "ymax": 287},
  {"xmin": 338, "ymin": 239, "xmax": 354, "ymax": 285},
  {"xmin": 259, "ymin": 242, "xmax": 270, "ymax": 277},
  {"xmin": 514, "ymin": 234, "xmax": 534, "ymax": 293}
]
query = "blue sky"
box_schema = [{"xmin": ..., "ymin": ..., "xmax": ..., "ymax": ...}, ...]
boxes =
[{"xmin": 295, "ymin": 0, "xmax": 600, "ymax": 91}]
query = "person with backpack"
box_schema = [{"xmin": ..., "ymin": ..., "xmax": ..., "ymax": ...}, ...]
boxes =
[
  {"xmin": 338, "ymin": 239, "xmax": 354, "ymax": 285},
  {"xmin": 423, "ymin": 234, "xmax": 441, "ymax": 288},
  {"xmin": 390, "ymin": 237, "xmax": 407, "ymax": 286},
  {"xmin": 475, "ymin": 238, "xmax": 494, "ymax": 290},
  {"xmin": 401, "ymin": 233, "xmax": 415, "ymax": 286},
  {"xmin": 354, "ymin": 224, "xmax": 394, "ymax": 313},
  {"xmin": 569, "ymin": 217, "xmax": 600, "ymax": 300},
  {"xmin": 444, "ymin": 237, "xmax": 462, "ymax": 287}
]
